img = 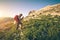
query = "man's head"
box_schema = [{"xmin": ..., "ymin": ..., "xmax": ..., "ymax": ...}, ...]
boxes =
[{"xmin": 19, "ymin": 14, "xmax": 23, "ymax": 17}]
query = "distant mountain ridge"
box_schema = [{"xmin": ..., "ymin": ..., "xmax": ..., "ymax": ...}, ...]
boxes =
[{"xmin": 0, "ymin": 17, "xmax": 13, "ymax": 31}]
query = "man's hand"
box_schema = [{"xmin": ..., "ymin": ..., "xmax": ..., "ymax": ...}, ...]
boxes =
[{"xmin": 21, "ymin": 16, "xmax": 24, "ymax": 20}]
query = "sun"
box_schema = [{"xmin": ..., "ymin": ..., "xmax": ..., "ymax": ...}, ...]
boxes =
[{"xmin": 0, "ymin": 11, "xmax": 3, "ymax": 17}]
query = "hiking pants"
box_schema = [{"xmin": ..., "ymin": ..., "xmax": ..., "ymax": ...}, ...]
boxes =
[{"xmin": 16, "ymin": 22, "xmax": 22, "ymax": 30}]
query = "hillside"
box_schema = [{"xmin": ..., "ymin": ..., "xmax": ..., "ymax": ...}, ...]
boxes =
[
  {"xmin": 0, "ymin": 17, "xmax": 13, "ymax": 31},
  {"xmin": 22, "ymin": 4, "xmax": 60, "ymax": 40}
]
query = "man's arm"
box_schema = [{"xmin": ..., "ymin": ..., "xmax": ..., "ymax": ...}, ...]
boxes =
[{"xmin": 21, "ymin": 16, "xmax": 24, "ymax": 20}]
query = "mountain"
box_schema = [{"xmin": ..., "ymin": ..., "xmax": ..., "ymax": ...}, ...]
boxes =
[
  {"xmin": 0, "ymin": 4, "xmax": 60, "ymax": 30},
  {"xmin": 24, "ymin": 4, "xmax": 60, "ymax": 21}
]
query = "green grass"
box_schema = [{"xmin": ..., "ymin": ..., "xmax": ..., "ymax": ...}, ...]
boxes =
[{"xmin": 0, "ymin": 14, "xmax": 60, "ymax": 40}]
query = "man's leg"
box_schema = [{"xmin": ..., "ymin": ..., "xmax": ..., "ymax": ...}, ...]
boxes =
[
  {"xmin": 16, "ymin": 22, "xmax": 19, "ymax": 30},
  {"xmin": 20, "ymin": 22, "xmax": 24, "ymax": 29}
]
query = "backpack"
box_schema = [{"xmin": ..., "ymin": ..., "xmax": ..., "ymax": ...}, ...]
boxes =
[{"xmin": 14, "ymin": 15, "xmax": 19, "ymax": 22}]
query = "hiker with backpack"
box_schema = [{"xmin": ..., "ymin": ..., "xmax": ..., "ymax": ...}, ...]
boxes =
[{"xmin": 14, "ymin": 14, "xmax": 24, "ymax": 30}]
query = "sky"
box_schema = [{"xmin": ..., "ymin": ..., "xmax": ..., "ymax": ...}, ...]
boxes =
[{"xmin": 0, "ymin": 0, "xmax": 60, "ymax": 17}]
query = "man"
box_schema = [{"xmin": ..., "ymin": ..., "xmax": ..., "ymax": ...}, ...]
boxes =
[
  {"xmin": 18, "ymin": 14, "xmax": 24, "ymax": 29},
  {"xmin": 14, "ymin": 14, "xmax": 24, "ymax": 30}
]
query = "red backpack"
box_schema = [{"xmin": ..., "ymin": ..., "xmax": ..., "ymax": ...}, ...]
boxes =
[{"xmin": 14, "ymin": 15, "xmax": 19, "ymax": 22}]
